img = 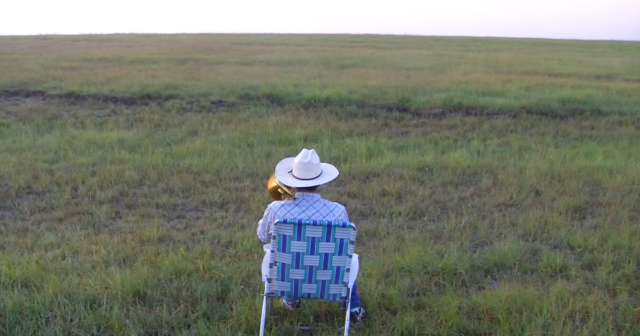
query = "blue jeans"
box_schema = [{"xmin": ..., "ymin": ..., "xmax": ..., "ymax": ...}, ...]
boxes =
[{"xmin": 344, "ymin": 282, "xmax": 361, "ymax": 311}]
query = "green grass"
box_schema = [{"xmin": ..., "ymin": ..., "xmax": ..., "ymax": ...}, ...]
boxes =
[
  {"xmin": 1, "ymin": 34, "xmax": 639, "ymax": 116},
  {"xmin": 1, "ymin": 34, "xmax": 640, "ymax": 335}
]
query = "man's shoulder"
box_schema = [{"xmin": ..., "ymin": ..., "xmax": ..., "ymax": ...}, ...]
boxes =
[
  {"xmin": 269, "ymin": 196, "xmax": 348, "ymax": 215},
  {"xmin": 266, "ymin": 200, "xmax": 289, "ymax": 210},
  {"xmin": 321, "ymin": 198, "xmax": 349, "ymax": 219},
  {"xmin": 327, "ymin": 200, "xmax": 347, "ymax": 210},
  {"xmin": 265, "ymin": 199, "xmax": 302, "ymax": 213},
  {"xmin": 313, "ymin": 196, "xmax": 345, "ymax": 208}
]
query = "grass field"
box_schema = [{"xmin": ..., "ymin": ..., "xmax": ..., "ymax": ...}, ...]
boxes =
[{"xmin": 1, "ymin": 34, "xmax": 640, "ymax": 335}]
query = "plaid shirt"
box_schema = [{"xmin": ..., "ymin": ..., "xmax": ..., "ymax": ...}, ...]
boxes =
[{"xmin": 257, "ymin": 192, "xmax": 349, "ymax": 243}]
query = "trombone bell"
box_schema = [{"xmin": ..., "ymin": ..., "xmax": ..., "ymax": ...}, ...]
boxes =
[{"xmin": 267, "ymin": 174, "xmax": 294, "ymax": 200}]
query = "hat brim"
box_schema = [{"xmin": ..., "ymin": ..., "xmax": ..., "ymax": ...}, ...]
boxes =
[{"xmin": 274, "ymin": 157, "xmax": 339, "ymax": 188}]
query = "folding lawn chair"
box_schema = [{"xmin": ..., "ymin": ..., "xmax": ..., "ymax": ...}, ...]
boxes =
[{"xmin": 259, "ymin": 219, "xmax": 359, "ymax": 336}]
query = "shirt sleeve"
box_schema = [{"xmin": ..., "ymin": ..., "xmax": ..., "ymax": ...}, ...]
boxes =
[
  {"xmin": 339, "ymin": 203, "xmax": 349, "ymax": 222},
  {"xmin": 257, "ymin": 203, "xmax": 275, "ymax": 243},
  {"xmin": 335, "ymin": 203, "xmax": 349, "ymax": 222}
]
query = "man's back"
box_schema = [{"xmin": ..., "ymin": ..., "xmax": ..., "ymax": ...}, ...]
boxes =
[{"xmin": 257, "ymin": 192, "xmax": 348, "ymax": 243}]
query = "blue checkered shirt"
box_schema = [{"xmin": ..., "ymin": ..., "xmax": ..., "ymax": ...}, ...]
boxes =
[{"xmin": 257, "ymin": 192, "xmax": 349, "ymax": 243}]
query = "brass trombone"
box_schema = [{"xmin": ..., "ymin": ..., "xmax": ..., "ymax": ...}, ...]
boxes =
[{"xmin": 267, "ymin": 174, "xmax": 294, "ymax": 200}]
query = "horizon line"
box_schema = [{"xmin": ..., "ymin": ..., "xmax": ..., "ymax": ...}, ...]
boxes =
[{"xmin": 1, "ymin": 32, "xmax": 638, "ymax": 43}]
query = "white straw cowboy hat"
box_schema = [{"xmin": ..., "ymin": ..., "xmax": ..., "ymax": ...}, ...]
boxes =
[{"xmin": 274, "ymin": 148, "xmax": 339, "ymax": 188}]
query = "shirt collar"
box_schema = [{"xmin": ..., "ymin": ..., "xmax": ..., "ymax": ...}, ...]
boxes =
[{"xmin": 294, "ymin": 192, "xmax": 322, "ymax": 200}]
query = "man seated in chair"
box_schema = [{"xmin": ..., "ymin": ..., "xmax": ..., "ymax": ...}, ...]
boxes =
[{"xmin": 257, "ymin": 148, "xmax": 366, "ymax": 322}]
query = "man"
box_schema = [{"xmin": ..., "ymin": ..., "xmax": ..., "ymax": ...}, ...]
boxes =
[{"xmin": 257, "ymin": 148, "xmax": 366, "ymax": 322}]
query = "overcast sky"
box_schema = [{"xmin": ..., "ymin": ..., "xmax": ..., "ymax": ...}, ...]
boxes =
[{"xmin": 2, "ymin": 0, "xmax": 639, "ymax": 40}]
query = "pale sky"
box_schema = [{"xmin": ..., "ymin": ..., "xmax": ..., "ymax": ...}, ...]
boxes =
[{"xmin": 2, "ymin": 0, "xmax": 639, "ymax": 40}]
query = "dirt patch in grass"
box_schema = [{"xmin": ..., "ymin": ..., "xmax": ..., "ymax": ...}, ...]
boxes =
[
  {"xmin": 0, "ymin": 90, "xmax": 228, "ymax": 111},
  {"xmin": 1, "ymin": 89, "xmax": 584, "ymax": 120},
  {"xmin": 385, "ymin": 106, "xmax": 574, "ymax": 120},
  {"xmin": 0, "ymin": 90, "xmax": 166, "ymax": 106}
]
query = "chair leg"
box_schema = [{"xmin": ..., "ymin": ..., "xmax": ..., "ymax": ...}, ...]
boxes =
[
  {"xmin": 259, "ymin": 285, "xmax": 268, "ymax": 336},
  {"xmin": 269, "ymin": 296, "xmax": 274, "ymax": 316},
  {"xmin": 344, "ymin": 288, "xmax": 352, "ymax": 336}
]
